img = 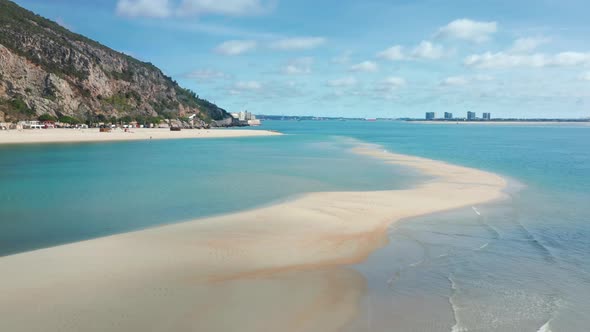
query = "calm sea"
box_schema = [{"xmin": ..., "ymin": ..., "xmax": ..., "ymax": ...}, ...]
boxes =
[{"xmin": 0, "ymin": 121, "xmax": 589, "ymax": 331}]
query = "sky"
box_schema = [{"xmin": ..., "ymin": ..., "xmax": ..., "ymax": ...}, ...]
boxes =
[{"xmin": 13, "ymin": 0, "xmax": 590, "ymax": 118}]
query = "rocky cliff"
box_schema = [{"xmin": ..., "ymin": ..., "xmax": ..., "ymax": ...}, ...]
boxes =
[{"xmin": 0, "ymin": 0, "xmax": 231, "ymax": 126}]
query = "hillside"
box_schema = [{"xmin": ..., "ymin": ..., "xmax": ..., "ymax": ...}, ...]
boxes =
[{"xmin": 0, "ymin": 0, "xmax": 231, "ymax": 126}]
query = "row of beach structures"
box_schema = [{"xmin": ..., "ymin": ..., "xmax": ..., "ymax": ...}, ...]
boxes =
[
  {"xmin": 0, "ymin": 120, "xmax": 89, "ymax": 130},
  {"xmin": 0, "ymin": 120, "xmax": 168, "ymax": 131}
]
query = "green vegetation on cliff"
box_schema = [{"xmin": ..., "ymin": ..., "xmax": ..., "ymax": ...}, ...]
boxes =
[{"xmin": 0, "ymin": 0, "xmax": 230, "ymax": 124}]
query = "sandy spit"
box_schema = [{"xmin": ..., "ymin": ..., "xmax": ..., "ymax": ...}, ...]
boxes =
[{"xmin": 0, "ymin": 142, "xmax": 507, "ymax": 332}]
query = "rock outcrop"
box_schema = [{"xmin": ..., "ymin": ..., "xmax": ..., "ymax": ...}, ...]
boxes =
[{"xmin": 0, "ymin": 0, "xmax": 230, "ymax": 125}]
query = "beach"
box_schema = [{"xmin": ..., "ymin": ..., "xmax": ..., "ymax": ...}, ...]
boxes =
[
  {"xmin": 0, "ymin": 141, "xmax": 507, "ymax": 332},
  {"xmin": 0, "ymin": 127, "xmax": 281, "ymax": 145}
]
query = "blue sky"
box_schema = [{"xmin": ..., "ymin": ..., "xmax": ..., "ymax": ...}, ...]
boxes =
[{"xmin": 14, "ymin": 0, "xmax": 590, "ymax": 118}]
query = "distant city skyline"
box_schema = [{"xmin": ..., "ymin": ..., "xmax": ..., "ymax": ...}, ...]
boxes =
[{"xmin": 14, "ymin": 0, "xmax": 590, "ymax": 118}]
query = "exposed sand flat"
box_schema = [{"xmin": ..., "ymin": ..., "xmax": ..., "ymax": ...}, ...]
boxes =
[
  {"xmin": 0, "ymin": 142, "xmax": 507, "ymax": 332},
  {"xmin": 0, "ymin": 127, "xmax": 280, "ymax": 145}
]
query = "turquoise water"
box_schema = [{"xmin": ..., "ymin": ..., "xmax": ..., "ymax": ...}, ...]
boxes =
[
  {"xmin": 264, "ymin": 121, "xmax": 590, "ymax": 332},
  {"xmin": 0, "ymin": 133, "xmax": 416, "ymax": 256},
  {"xmin": 1, "ymin": 121, "xmax": 589, "ymax": 331}
]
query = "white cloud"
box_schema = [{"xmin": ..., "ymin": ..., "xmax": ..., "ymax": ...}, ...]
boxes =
[
  {"xmin": 116, "ymin": 0, "xmax": 171, "ymax": 18},
  {"xmin": 377, "ymin": 41, "xmax": 445, "ymax": 61},
  {"xmin": 411, "ymin": 41, "xmax": 444, "ymax": 60},
  {"xmin": 116, "ymin": 0, "xmax": 269, "ymax": 18},
  {"xmin": 327, "ymin": 77, "xmax": 357, "ymax": 87},
  {"xmin": 439, "ymin": 75, "xmax": 493, "ymax": 86},
  {"xmin": 509, "ymin": 37, "xmax": 550, "ymax": 54},
  {"xmin": 350, "ymin": 61, "xmax": 378, "ymax": 72},
  {"xmin": 178, "ymin": 0, "xmax": 268, "ymax": 16},
  {"xmin": 183, "ymin": 69, "xmax": 227, "ymax": 81},
  {"xmin": 214, "ymin": 40, "xmax": 257, "ymax": 55},
  {"xmin": 436, "ymin": 19, "xmax": 497, "ymax": 43},
  {"xmin": 464, "ymin": 51, "xmax": 590, "ymax": 68},
  {"xmin": 376, "ymin": 45, "xmax": 405, "ymax": 61},
  {"xmin": 376, "ymin": 77, "xmax": 406, "ymax": 91},
  {"xmin": 269, "ymin": 37, "xmax": 326, "ymax": 51},
  {"xmin": 229, "ymin": 81, "xmax": 263, "ymax": 94},
  {"xmin": 282, "ymin": 57, "xmax": 314, "ymax": 75},
  {"xmin": 235, "ymin": 81, "xmax": 262, "ymax": 90},
  {"xmin": 579, "ymin": 72, "xmax": 590, "ymax": 81}
]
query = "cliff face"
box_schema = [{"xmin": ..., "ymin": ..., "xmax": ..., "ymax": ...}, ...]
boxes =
[{"xmin": 0, "ymin": 0, "xmax": 230, "ymax": 125}]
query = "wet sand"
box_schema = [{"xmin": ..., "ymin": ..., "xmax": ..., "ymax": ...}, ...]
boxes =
[{"xmin": 0, "ymin": 142, "xmax": 507, "ymax": 331}]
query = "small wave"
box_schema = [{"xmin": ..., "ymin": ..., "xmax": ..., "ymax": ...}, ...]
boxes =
[
  {"xmin": 537, "ymin": 320, "xmax": 552, "ymax": 332},
  {"xmin": 516, "ymin": 222, "xmax": 557, "ymax": 263},
  {"xmin": 448, "ymin": 275, "xmax": 467, "ymax": 332},
  {"xmin": 478, "ymin": 242, "xmax": 490, "ymax": 250},
  {"xmin": 472, "ymin": 206, "xmax": 481, "ymax": 216}
]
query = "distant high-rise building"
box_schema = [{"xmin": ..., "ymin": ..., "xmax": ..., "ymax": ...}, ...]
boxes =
[
  {"xmin": 444, "ymin": 112, "xmax": 453, "ymax": 120},
  {"xmin": 238, "ymin": 111, "xmax": 253, "ymax": 121},
  {"xmin": 467, "ymin": 111, "xmax": 477, "ymax": 120},
  {"xmin": 425, "ymin": 112, "xmax": 436, "ymax": 120},
  {"xmin": 482, "ymin": 112, "xmax": 491, "ymax": 120}
]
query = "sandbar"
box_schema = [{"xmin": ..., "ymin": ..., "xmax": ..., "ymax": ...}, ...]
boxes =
[{"xmin": 0, "ymin": 142, "xmax": 507, "ymax": 331}]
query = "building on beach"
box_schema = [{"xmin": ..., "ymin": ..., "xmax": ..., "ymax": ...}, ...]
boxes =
[
  {"xmin": 483, "ymin": 112, "xmax": 491, "ymax": 120},
  {"xmin": 467, "ymin": 111, "xmax": 477, "ymax": 120},
  {"xmin": 444, "ymin": 112, "xmax": 453, "ymax": 120},
  {"xmin": 425, "ymin": 112, "xmax": 436, "ymax": 120}
]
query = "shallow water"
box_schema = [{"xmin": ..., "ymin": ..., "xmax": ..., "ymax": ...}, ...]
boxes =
[
  {"xmin": 0, "ymin": 134, "xmax": 417, "ymax": 256},
  {"xmin": 264, "ymin": 121, "xmax": 590, "ymax": 331},
  {"xmin": 1, "ymin": 121, "xmax": 589, "ymax": 331}
]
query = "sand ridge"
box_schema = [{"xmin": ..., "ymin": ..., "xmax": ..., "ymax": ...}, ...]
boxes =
[{"xmin": 0, "ymin": 142, "xmax": 508, "ymax": 331}]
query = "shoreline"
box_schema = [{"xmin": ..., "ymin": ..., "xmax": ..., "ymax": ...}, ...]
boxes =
[
  {"xmin": 0, "ymin": 142, "xmax": 508, "ymax": 331},
  {"xmin": 0, "ymin": 127, "xmax": 281, "ymax": 145},
  {"xmin": 409, "ymin": 120, "xmax": 590, "ymax": 126}
]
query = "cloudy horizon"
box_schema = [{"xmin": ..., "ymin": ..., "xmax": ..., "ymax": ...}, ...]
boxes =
[{"xmin": 16, "ymin": 0, "xmax": 590, "ymax": 118}]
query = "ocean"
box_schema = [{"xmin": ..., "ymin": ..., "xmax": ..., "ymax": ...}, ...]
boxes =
[{"xmin": 0, "ymin": 121, "xmax": 589, "ymax": 331}]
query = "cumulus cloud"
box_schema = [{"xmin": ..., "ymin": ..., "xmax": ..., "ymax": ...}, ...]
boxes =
[
  {"xmin": 376, "ymin": 77, "xmax": 406, "ymax": 91},
  {"xmin": 116, "ymin": 0, "xmax": 270, "ymax": 18},
  {"xmin": 411, "ymin": 41, "xmax": 445, "ymax": 59},
  {"xmin": 580, "ymin": 72, "xmax": 590, "ymax": 81},
  {"xmin": 327, "ymin": 77, "xmax": 357, "ymax": 87},
  {"xmin": 509, "ymin": 37, "xmax": 550, "ymax": 54},
  {"xmin": 235, "ymin": 81, "xmax": 262, "ymax": 90},
  {"xmin": 282, "ymin": 57, "xmax": 314, "ymax": 75},
  {"xmin": 377, "ymin": 41, "xmax": 445, "ymax": 61},
  {"xmin": 464, "ymin": 51, "xmax": 590, "ymax": 68},
  {"xmin": 116, "ymin": 0, "xmax": 171, "ymax": 18},
  {"xmin": 440, "ymin": 75, "xmax": 493, "ymax": 86},
  {"xmin": 376, "ymin": 45, "xmax": 405, "ymax": 61},
  {"xmin": 228, "ymin": 81, "xmax": 263, "ymax": 95},
  {"xmin": 178, "ymin": 0, "xmax": 268, "ymax": 16},
  {"xmin": 214, "ymin": 40, "xmax": 257, "ymax": 55},
  {"xmin": 436, "ymin": 19, "xmax": 497, "ymax": 43},
  {"xmin": 350, "ymin": 61, "xmax": 378, "ymax": 72},
  {"xmin": 269, "ymin": 37, "xmax": 326, "ymax": 51}
]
